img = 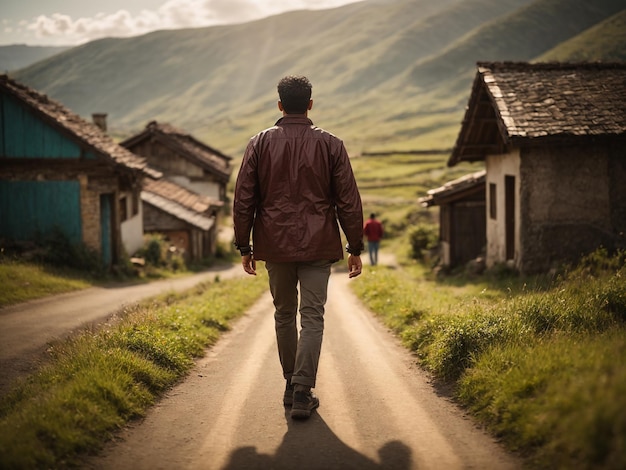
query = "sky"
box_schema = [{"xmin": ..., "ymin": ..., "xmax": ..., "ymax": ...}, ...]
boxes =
[{"xmin": 0, "ymin": 0, "xmax": 363, "ymax": 46}]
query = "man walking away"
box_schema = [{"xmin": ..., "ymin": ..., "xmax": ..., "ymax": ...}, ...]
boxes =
[
  {"xmin": 363, "ymin": 213, "xmax": 383, "ymax": 266},
  {"xmin": 233, "ymin": 75, "xmax": 364, "ymax": 420}
]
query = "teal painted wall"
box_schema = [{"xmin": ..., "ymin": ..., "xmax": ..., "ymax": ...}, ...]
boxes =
[
  {"xmin": 0, "ymin": 180, "xmax": 82, "ymax": 243},
  {"xmin": 0, "ymin": 92, "xmax": 82, "ymax": 158}
]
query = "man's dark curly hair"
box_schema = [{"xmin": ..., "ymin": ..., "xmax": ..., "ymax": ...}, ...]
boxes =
[{"xmin": 277, "ymin": 76, "xmax": 312, "ymax": 114}]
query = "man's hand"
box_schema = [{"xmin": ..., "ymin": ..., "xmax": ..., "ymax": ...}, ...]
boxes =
[
  {"xmin": 347, "ymin": 254, "xmax": 362, "ymax": 278},
  {"xmin": 242, "ymin": 254, "xmax": 257, "ymax": 276}
]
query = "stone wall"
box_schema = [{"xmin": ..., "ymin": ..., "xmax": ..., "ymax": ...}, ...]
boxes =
[
  {"xmin": 519, "ymin": 143, "xmax": 616, "ymax": 273},
  {"xmin": 83, "ymin": 173, "xmax": 123, "ymax": 260},
  {"xmin": 79, "ymin": 174, "xmax": 100, "ymax": 251},
  {"xmin": 609, "ymin": 143, "xmax": 626, "ymax": 244}
]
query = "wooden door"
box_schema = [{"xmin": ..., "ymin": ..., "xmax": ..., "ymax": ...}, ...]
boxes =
[{"xmin": 505, "ymin": 175, "xmax": 515, "ymax": 261}]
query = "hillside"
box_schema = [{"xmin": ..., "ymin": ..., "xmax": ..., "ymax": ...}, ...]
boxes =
[
  {"xmin": 536, "ymin": 9, "xmax": 626, "ymax": 62},
  {"xmin": 11, "ymin": 0, "xmax": 625, "ymax": 157},
  {"xmin": 399, "ymin": 0, "xmax": 626, "ymax": 95},
  {"xmin": 0, "ymin": 45, "xmax": 70, "ymax": 73}
]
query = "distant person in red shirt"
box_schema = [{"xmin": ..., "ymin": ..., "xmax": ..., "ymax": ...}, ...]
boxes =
[{"xmin": 363, "ymin": 213, "xmax": 383, "ymax": 265}]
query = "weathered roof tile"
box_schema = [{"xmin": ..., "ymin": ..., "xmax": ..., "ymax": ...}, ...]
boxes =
[
  {"xmin": 481, "ymin": 62, "xmax": 626, "ymax": 139},
  {"xmin": 449, "ymin": 62, "xmax": 626, "ymax": 166},
  {"xmin": 0, "ymin": 75, "xmax": 160, "ymax": 178},
  {"xmin": 122, "ymin": 121, "xmax": 232, "ymax": 182},
  {"xmin": 141, "ymin": 191, "xmax": 214, "ymax": 231},
  {"xmin": 419, "ymin": 170, "xmax": 486, "ymax": 207},
  {"xmin": 143, "ymin": 178, "xmax": 222, "ymax": 213}
]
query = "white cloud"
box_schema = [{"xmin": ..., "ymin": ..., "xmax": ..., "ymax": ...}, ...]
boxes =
[
  {"xmin": 22, "ymin": 0, "xmax": 360, "ymax": 45},
  {"xmin": 28, "ymin": 10, "xmax": 159, "ymax": 42}
]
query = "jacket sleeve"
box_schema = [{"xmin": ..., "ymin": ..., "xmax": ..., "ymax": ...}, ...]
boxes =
[
  {"xmin": 233, "ymin": 139, "xmax": 259, "ymax": 249},
  {"xmin": 331, "ymin": 140, "xmax": 364, "ymax": 253}
]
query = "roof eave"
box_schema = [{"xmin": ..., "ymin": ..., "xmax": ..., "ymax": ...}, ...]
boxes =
[
  {"xmin": 0, "ymin": 77, "xmax": 153, "ymax": 175},
  {"xmin": 150, "ymin": 133, "xmax": 232, "ymax": 180}
]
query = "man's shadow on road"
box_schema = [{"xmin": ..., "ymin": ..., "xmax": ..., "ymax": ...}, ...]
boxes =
[{"xmin": 222, "ymin": 409, "xmax": 412, "ymax": 470}]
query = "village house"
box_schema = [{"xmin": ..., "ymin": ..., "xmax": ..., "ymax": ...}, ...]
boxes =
[
  {"xmin": 419, "ymin": 170, "xmax": 486, "ymax": 269},
  {"xmin": 120, "ymin": 121, "xmax": 232, "ymax": 204},
  {"xmin": 433, "ymin": 62, "xmax": 626, "ymax": 274},
  {"xmin": 141, "ymin": 178, "xmax": 223, "ymax": 261},
  {"xmin": 0, "ymin": 75, "xmax": 160, "ymax": 267}
]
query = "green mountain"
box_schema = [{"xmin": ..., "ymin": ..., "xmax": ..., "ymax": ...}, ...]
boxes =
[
  {"xmin": 536, "ymin": 9, "xmax": 626, "ymax": 62},
  {"xmin": 404, "ymin": 0, "xmax": 626, "ymax": 93},
  {"xmin": 0, "ymin": 45, "xmax": 70, "ymax": 73},
  {"xmin": 11, "ymin": 0, "xmax": 625, "ymax": 157}
]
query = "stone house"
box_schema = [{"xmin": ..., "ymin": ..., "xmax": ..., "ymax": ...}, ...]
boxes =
[
  {"xmin": 445, "ymin": 62, "xmax": 626, "ymax": 274},
  {"xmin": 142, "ymin": 178, "xmax": 223, "ymax": 261},
  {"xmin": 121, "ymin": 121, "xmax": 232, "ymax": 203},
  {"xmin": 0, "ymin": 75, "xmax": 160, "ymax": 267}
]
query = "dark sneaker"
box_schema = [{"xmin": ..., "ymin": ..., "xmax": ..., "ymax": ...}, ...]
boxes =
[
  {"xmin": 290, "ymin": 390, "xmax": 319, "ymax": 419},
  {"xmin": 283, "ymin": 382, "xmax": 294, "ymax": 407}
]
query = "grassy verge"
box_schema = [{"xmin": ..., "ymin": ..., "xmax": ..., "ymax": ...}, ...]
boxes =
[
  {"xmin": 0, "ymin": 234, "xmax": 239, "ymax": 308},
  {"xmin": 351, "ymin": 251, "xmax": 626, "ymax": 469},
  {"xmin": 0, "ymin": 269, "xmax": 267, "ymax": 468},
  {"xmin": 0, "ymin": 260, "xmax": 94, "ymax": 307},
  {"xmin": 0, "ymin": 254, "xmax": 237, "ymax": 308}
]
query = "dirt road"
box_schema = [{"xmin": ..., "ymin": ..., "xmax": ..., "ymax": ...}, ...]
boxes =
[
  {"xmin": 0, "ymin": 263, "xmax": 241, "ymax": 396},
  {"xmin": 86, "ymin": 271, "xmax": 520, "ymax": 470}
]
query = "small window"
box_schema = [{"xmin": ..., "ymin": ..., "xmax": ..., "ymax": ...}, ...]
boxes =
[
  {"xmin": 119, "ymin": 196, "xmax": 128, "ymax": 221},
  {"xmin": 489, "ymin": 183, "xmax": 497, "ymax": 220}
]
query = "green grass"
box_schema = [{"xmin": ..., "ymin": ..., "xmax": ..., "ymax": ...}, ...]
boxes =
[
  {"xmin": 0, "ymin": 260, "xmax": 93, "ymax": 307},
  {"xmin": 460, "ymin": 331, "xmax": 626, "ymax": 469},
  {"xmin": 0, "ymin": 236, "xmax": 238, "ymax": 307},
  {"xmin": 0, "ymin": 270, "xmax": 268, "ymax": 468},
  {"xmin": 351, "ymin": 250, "xmax": 626, "ymax": 469}
]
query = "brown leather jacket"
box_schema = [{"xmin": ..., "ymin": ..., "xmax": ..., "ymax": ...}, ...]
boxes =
[{"xmin": 233, "ymin": 115, "xmax": 364, "ymax": 262}]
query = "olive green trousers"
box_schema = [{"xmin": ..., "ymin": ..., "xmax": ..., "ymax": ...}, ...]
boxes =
[{"xmin": 266, "ymin": 260, "xmax": 332, "ymax": 389}]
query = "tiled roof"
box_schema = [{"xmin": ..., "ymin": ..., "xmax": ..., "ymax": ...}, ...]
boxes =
[
  {"xmin": 143, "ymin": 178, "xmax": 222, "ymax": 213},
  {"xmin": 481, "ymin": 62, "xmax": 626, "ymax": 139},
  {"xmin": 142, "ymin": 192, "xmax": 214, "ymax": 231},
  {"xmin": 419, "ymin": 170, "xmax": 485, "ymax": 207},
  {"xmin": 122, "ymin": 121, "xmax": 232, "ymax": 181},
  {"xmin": 0, "ymin": 75, "xmax": 160, "ymax": 178},
  {"xmin": 449, "ymin": 62, "xmax": 626, "ymax": 166},
  {"xmin": 142, "ymin": 178, "xmax": 222, "ymax": 231}
]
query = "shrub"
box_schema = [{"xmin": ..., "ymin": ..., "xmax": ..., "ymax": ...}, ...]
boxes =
[
  {"xmin": 35, "ymin": 227, "xmax": 102, "ymax": 274},
  {"xmin": 136, "ymin": 234, "xmax": 187, "ymax": 272},
  {"xmin": 141, "ymin": 234, "xmax": 167, "ymax": 266},
  {"xmin": 573, "ymin": 247, "xmax": 625, "ymax": 275},
  {"xmin": 407, "ymin": 224, "xmax": 438, "ymax": 261}
]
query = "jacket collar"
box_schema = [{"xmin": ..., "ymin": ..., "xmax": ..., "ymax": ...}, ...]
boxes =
[{"xmin": 275, "ymin": 115, "xmax": 314, "ymax": 126}]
